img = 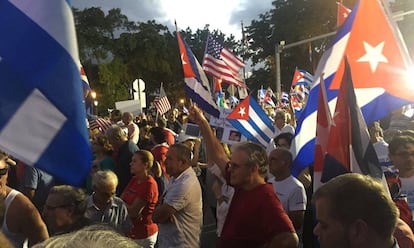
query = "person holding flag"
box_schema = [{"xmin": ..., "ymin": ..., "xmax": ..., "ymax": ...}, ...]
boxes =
[{"xmin": 188, "ymin": 104, "xmax": 298, "ymax": 248}]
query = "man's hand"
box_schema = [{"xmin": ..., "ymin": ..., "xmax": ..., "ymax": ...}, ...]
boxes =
[{"xmin": 188, "ymin": 105, "xmax": 207, "ymax": 126}]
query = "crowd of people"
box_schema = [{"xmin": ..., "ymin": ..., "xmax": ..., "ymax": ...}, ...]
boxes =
[{"xmin": 1, "ymin": 103, "xmax": 414, "ymax": 248}]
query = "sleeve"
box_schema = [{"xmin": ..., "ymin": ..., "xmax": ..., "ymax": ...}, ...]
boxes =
[
  {"xmin": 22, "ymin": 166, "xmax": 38, "ymax": 189},
  {"xmin": 164, "ymin": 175, "xmax": 194, "ymax": 211},
  {"xmin": 287, "ymin": 185, "xmax": 307, "ymax": 212},
  {"xmin": 141, "ymin": 180, "xmax": 157, "ymax": 202}
]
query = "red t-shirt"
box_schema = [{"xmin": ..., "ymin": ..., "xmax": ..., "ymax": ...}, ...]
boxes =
[
  {"xmin": 219, "ymin": 183, "xmax": 295, "ymax": 247},
  {"xmin": 121, "ymin": 176, "xmax": 159, "ymax": 239}
]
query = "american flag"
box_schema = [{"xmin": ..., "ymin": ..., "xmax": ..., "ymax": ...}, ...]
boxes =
[
  {"xmin": 203, "ymin": 35, "xmax": 246, "ymax": 87},
  {"xmin": 154, "ymin": 83, "xmax": 171, "ymax": 115}
]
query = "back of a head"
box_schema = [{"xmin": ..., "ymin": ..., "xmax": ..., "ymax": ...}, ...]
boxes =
[
  {"xmin": 110, "ymin": 109, "xmax": 122, "ymax": 123},
  {"xmin": 32, "ymin": 225, "xmax": 140, "ymax": 248},
  {"xmin": 149, "ymin": 126, "xmax": 166, "ymax": 144},
  {"xmin": 233, "ymin": 142, "xmax": 268, "ymax": 177},
  {"xmin": 106, "ymin": 125, "xmax": 127, "ymax": 142},
  {"xmin": 313, "ymin": 173, "xmax": 398, "ymax": 239}
]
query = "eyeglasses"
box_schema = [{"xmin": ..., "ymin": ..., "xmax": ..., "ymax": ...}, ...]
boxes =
[
  {"xmin": 0, "ymin": 167, "xmax": 8, "ymax": 176},
  {"xmin": 394, "ymin": 151, "xmax": 414, "ymax": 158}
]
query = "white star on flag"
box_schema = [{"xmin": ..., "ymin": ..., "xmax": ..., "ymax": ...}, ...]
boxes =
[
  {"xmin": 181, "ymin": 53, "xmax": 187, "ymax": 65},
  {"xmin": 238, "ymin": 107, "xmax": 246, "ymax": 117},
  {"xmin": 356, "ymin": 41, "xmax": 388, "ymax": 73}
]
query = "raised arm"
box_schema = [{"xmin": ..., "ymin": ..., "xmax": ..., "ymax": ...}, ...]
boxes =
[{"xmin": 188, "ymin": 105, "xmax": 229, "ymax": 176}]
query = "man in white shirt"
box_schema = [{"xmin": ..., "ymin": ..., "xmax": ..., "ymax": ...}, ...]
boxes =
[{"xmin": 268, "ymin": 148, "xmax": 306, "ymax": 231}]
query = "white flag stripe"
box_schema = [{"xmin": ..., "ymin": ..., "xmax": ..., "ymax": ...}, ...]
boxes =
[
  {"xmin": 237, "ymin": 120, "xmax": 269, "ymax": 145},
  {"xmin": 0, "ymin": 89, "xmax": 67, "ymax": 165},
  {"xmin": 11, "ymin": 0, "xmax": 79, "ymax": 63},
  {"xmin": 250, "ymin": 108, "xmax": 275, "ymax": 138}
]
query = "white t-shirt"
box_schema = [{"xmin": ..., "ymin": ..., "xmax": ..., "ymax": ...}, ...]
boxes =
[
  {"xmin": 268, "ymin": 175, "xmax": 307, "ymax": 212},
  {"xmin": 158, "ymin": 167, "xmax": 202, "ymax": 248}
]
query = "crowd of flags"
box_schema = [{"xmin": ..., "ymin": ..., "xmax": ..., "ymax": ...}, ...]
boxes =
[{"xmin": 2, "ymin": 0, "xmax": 413, "ymax": 190}]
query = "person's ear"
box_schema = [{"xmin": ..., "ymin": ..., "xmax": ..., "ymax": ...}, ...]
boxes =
[{"xmin": 347, "ymin": 219, "xmax": 369, "ymax": 245}]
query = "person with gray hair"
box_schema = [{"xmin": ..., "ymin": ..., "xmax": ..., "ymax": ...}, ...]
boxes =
[
  {"xmin": 32, "ymin": 224, "xmax": 141, "ymax": 248},
  {"xmin": 106, "ymin": 125, "xmax": 139, "ymax": 195},
  {"xmin": 42, "ymin": 185, "xmax": 89, "ymax": 236},
  {"xmin": 188, "ymin": 105, "xmax": 298, "ymax": 248},
  {"xmin": 85, "ymin": 170, "xmax": 131, "ymax": 235},
  {"xmin": 313, "ymin": 173, "xmax": 399, "ymax": 248}
]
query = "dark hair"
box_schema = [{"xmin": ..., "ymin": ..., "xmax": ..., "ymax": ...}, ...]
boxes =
[
  {"xmin": 169, "ymin": 143, "xmax": 192, "ymax": 163},
  {"xmin": 274, "ymin": 132, "xmax": 294, "ymax": 147},
  {"xmin": 49, "ymin": 185, "xmax": 87, "ymax": 217},
  {"xmin": 388, "ymin": 135, "xmax": 414, "ymax": 155},
  {"xmin": 150, "ymin": 127, "xmax": 167, "ymax": 144}
]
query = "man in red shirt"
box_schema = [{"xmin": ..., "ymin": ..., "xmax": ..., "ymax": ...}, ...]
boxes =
[{"xmin": 189, "ymin": 105, "xmax": 298, "ymax": 248}]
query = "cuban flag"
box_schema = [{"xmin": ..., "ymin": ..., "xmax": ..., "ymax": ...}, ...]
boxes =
[
  {"xmin": 320, "ymin": 57, "xmax": 383, "ymax": 186},
  {"xmin": 0, "ymin": 0, "xmax": 91, "ymax": 185},
  {"xmin": 291, "ymin": 0, "xmax": 414, "ymax": 177},
  {"xmin": 177, "ymin": 32, "xmax": 220, "ymax": 118},
  {"xmin": 291, "ymin": 68, "xmax": 313, "ymax": 88},
  {"xmin": 226, "ymin": 96, "xmax": 275, "ymax": 147},
  {"xmin": 79, "ymin": 63, "xmax": 90, "ymax": 90}
]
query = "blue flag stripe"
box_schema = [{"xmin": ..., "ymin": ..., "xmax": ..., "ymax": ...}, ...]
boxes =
[{"xmin": 0, "ymin": 1, "xmax": 91, "ymax": 185}]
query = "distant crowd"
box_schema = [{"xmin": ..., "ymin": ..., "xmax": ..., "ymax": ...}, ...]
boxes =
[{"xmin": 1, "ymin": 103, "xmax": 414, "ymax": 248}]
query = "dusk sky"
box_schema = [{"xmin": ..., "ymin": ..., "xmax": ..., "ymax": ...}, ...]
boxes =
[{"xmin": 71, "ymin": 0, "xmax": 273, "ymax": 39}]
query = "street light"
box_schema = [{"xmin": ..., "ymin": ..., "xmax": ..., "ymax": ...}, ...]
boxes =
[
  {"xmin": 93, "ymin": 100, "xmax": 98, "ymax": 116},
  {"xmin": 90, "ymin": 91, "xmax": 96, "ymax": 100}
]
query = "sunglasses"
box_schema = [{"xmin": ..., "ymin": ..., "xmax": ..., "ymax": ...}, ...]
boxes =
[{"xmin": 0, "ymin": 167, "xmax": 8, "ymax": 176}]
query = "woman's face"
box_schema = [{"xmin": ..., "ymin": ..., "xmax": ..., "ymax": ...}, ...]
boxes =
[{"xmin": 130, "ymin": 153, "xmax": 146, "ymax": 175}]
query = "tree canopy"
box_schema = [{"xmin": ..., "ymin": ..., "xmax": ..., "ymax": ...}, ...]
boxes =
[{"xmin": 73, "ymin": 0, "xmax": 414, "ymax": 115}]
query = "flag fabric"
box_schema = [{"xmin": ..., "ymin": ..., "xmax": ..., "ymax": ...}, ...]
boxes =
[
  {"xmin": 0, "ymin": 0, "xmax": 91, "ymax": 186},
  {"xmin": 313, "ymin": 75, "xmax": 333, "ymax": 190},
  {"xmin": 258, "ymin": 86, "xmax": 266, "ymax": 102},
  {"xmin": 177, "ymin": 32, "xmax": 220, "ymax": 118},
  {"xmin": 227, "ymin": 96, "xmax": 275, "ymax": 147},
  {"xmin": 291, "ymin": 68, "xmax": 313, "ymax": 88},
  {"xmin": 264, "ymin": 91, "xmax": 276, "ymax": 108},
  {"xmin": 337, "ymin": 2, "xmax": 352, "ymax": 27},
  {"xmin": 79, "ymin": 63, "xmax": 91, "ymax": 90},
  {"xmin": 154, "ymin": 83, "xmax": 171, "ymax": 115},
  {"xmin": 89, "ymin": 118, "xmax": 112, "ymax": 133},
  {"xmin": 281, "ymin": 92, "xmax": 290, "ymax": 103},
  {"xmin": 203, "ymin": 35, "xmax": 246, "ymax": 87},
  {"xmin": 291, "ymin": 0, "xmax": 414, "ymax": 177},
  {"xmin": 214, "ymin": 78, "xmax": 222, "ymax": 92},
  {"xmin": 320, "ymin": 57, "xmax": 383, "ymax": 184}
]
